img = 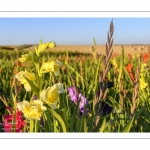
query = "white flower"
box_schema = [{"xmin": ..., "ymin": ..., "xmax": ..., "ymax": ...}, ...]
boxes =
[{"xmin": 40, "ymin": 83, "xmax": 64, "ymax": 109}]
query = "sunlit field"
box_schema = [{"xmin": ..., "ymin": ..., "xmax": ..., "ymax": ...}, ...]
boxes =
[{"xmin": 0, "ymin": 21, "xmax": 150, "ymax": 132}]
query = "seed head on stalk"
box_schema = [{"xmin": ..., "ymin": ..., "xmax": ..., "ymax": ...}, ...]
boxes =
[
  {"xmin": 94, "ymin": 19, "xmax": 114, "ymax": 130},
  {"xmin": 130, "ymin": 54, "xmax": 142, "ymax": 116}
]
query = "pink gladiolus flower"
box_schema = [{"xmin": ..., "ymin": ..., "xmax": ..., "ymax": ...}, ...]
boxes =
[{"xmin": 2, "ymin": 107, "xmax": 26, "ymax": 132}]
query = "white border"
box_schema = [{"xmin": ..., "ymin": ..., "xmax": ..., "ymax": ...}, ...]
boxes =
[
  {"xmin": 0, "ymin": 2, "xmax": 149, "ymax": 149},
  {"xmin": 0, "ymin": 0, "xmax": 150, "ymax": 11},
  {"xmin": 0, "ymin": 138, "xmax": 148, "ymax": 150},
  {"xmin": 0, "ymin": 12, "xmax": 150, "ymax": 18},
  {"xmin": 0, "ymin": 133, "xmax": 149, "ymax": 138}
]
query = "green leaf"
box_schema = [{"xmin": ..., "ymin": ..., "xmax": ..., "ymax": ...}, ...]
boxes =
[
  {"xmin": 24, "ymin": 76, "xmax": 39, "ymax": 98},
  {"xmin": 76, "ymin": 116, "xmax": 84, "ymax": 132},
  {"xmin": 83, "ymin": 103, "xmax": 87, "ymax": 132},
  {"xmin": 70, "ymin": 100, "xmax": 80, "ymax": 132},
  {"xmin": 43, "ymin": 110, "xmax": 54, "ymax": 132},
  {"xmin": 134, "ymin": 105, "xmax": 146, "ymax": 121},
  {"xmin": 65, "ymin": 63, "xmax": 89, "ymax": 86},
  {"xmin": 104, "ymin": 118, "xmax": 118, "ymax": 130},
  {"xmin": 108, "ymin": 96, "xmax": 120, "ymax": 109},
  {"xmin": 93, "ymin": 37, "xmax": 96, "ymax": 48},
  {"xmin": 87, "ymin": 112, "xmax": 94, "ymax": 132},
  {"xmin": 54, "ymin": 108, "xmax": 68, "ymax": 131},
  {"xmin": 123, "ymin": 115, "xmax": 134, "ymax": 132},
  {"xmin": 92, "ymin": 37, "xmax": 97, "ymax": 63},
  {"xmin": 99, "ymin": 118, "xmax": 106, "ymax": 132},
  {"xmin": 29, "ymin": 51, "xmax": 38, "ymax": 63},
  {"xmin": 48, "ymin": 108, "xmax": 67, "ymax": 132}
]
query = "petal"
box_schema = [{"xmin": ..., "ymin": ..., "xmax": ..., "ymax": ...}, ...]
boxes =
[
  {"xmin": 70, "ymin": 95, "xmax": 78, "ymax": 103},
  {"xmin": 55, "ymin": 61, "xmax": 62, "ymax": 67},
  {"xmin": 67, "ymin": 87, "xmax": 75, "ymax": 97},
  {"xmin": 23, "ymin": 70, "xmax": 35, "ymax": 80},
  {"xmin": 49, "ymin": 103, "xmax": 57, "ymax": 110},
  {"xmin": 33, "ymin": 100, "xmax": 47, "ymax": 111},
  {"xmin": 17, "ymin": 101, "xmax": 29, "ymax": 111},
  {"xmin": 18, "ymin": 54, "xmax": 28, "ymax": 62},
  {"xmin": 17, "ymin": 103, "xmax": 24, "ymax": 111},
  {"xmin": 54, "ymin": 68, "xmax": 60, "ymax": 76},
  {"xmin": 40, "ymin": 89, "xmax": 47, "ymax": 101},
  {"xmin": 46, "ymin": 89, "xmax": 59, "ymax": 104},
  {"xmin": 24, "ymin": 83, "xmax": 31, "ymax": 91},
  {"xmin": 49, "ymin": 83, "xmax": 64, "ymax": 93},
  {"xmin": 15, "ymin": 71, "xmax": 24, "ymax": 81},
  {"xmin": 48, "ymin": 41, "xmax": 56, "ymax": 48},
  {"xmin": 43, "ymin": 62, "xmax": 52, "ymax": 71}
]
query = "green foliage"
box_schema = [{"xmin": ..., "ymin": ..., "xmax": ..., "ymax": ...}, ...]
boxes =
[{"xmin": 0, "ymin": 47, "xmax": 150, "ymax": 132}]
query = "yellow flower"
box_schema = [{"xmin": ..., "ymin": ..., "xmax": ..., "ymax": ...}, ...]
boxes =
[
  {"xmin": 40, "ymin": 61, "xmax": 62, "ymax": 76},
  {"xmin": 15, "ymin": 70, "xmax": 35, "ymax": 91},
  {"xmin": 132, "ymin": 55, "xmax": 135, "ymax": 59},
  {"xmin": 36, "ymin": 40, "xmax": 56, "ymax": 56},
  {"xmin": 111, "ymin": 58, "xmax": 118, "ymax": 69},
  {"xmin": 47, "ymin": 42, "xmax": 56, "ymax": 48},
  {"xmin": 136, "ymin": 54, "xmax": 140, "ymax": 58},
  {"xmin": 18, "ymin": 52, "xmax": 35, "ymax": 63},
  {"xmin": 141, "ymin": 63, "xmax": 148, "ymax": 73},
  {"xmin": 140, "ymin": 63, "xmax": 148, "ymax": 79},
  {"xmin": 139, "ymin": 78, "xmax": 148, "ymax": 90},
  {"xmin": 40, "ymin": 83, "xmax": 64, "ymax": 109},
  {"xmin": 17, "ymin": 100, "xmax": 46, "ymax": 120}
]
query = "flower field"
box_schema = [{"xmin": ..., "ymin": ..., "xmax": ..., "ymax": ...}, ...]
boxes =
[{"xmin": 0, "ymin": 20, "xmax": 150, "ymax": 132}]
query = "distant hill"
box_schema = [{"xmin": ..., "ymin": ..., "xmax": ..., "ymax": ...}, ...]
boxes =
[{"xmin": 0, "ymin": 44, "xmax": 37, "ymax": 50}]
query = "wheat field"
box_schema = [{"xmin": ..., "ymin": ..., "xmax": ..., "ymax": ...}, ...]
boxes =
[{"xmin": 0, "ymin": 44, "xmax": 149, "ymax": 55}]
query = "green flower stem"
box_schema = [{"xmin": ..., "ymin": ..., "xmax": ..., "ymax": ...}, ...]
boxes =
[
  {"xmin": 39, "ymin": 76, "xmax": 43, "ymax": 97},
  {"xmin": 30, "ymin": 120, "xmax": 34, "ymax": 132},
  {"xmin": 34, "ymin": 120, "xmax": 38, "ymax": 132},
  {"xmin": 12, "ymin": 110, "xmax": 16, "ymax": 132},
  {"xmin": 49, "ymin": 72, "xmax": 52, "ymax": 86},
  {"xmin": 120, "ymin": 112, "xmax": 125, "ymax": 130},
  {"xmin": 12, "ymin": 93, "xmax": 16, "ymax": 132},
  {"xmin": 23, "ymin": 120, "xmax": 28, "ymax": 132},
  {"xmin": 34, "ymin": 56, "xmax": 43, "ymax": 98}
]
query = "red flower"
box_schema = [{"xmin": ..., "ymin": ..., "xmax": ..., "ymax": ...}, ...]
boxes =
[
  {"xmin": 143, "ymin": 53, "xmax": 149, "ymax": 63},
  {"xmin": 2, "ymin": 107, "xmax": 26, "ymax": 132},
  {"xmin": 113, "ymin": 52, "xmax": 117, "ymax": 58},
  {"xmin": 129, "ymin": 72, "xmax": 135, "ymax": 81},
  {"xmin": 126, "ymin": 63, "xmax": 132, "ymax": 73},
  {"xmin": 126, "ymin": 63, "xmax": 135, "ymax": 81}
]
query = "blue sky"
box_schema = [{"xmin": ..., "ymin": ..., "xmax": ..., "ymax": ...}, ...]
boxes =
[{"xmin": 0, "ymin": 18, "xmax": 150, "ymax": 45}]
